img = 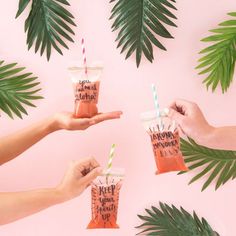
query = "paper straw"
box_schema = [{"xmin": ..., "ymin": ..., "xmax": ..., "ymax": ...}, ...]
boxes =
[
  {"xmin": 151, "ymin": 84, "xmax": 163, "ymax": 130},
  {"xmin": 106, "ymin": 144, "xmax": 116, "ymax": 175},
  {"xmin": 81, "ymin": 38, "xmax": 88, "ymax": 75},
  {"xmin": 151, "ymin": 84, "xmax": 160, "ymax": 118}
]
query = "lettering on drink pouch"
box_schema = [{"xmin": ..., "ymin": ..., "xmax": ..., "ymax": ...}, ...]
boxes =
[
  {"xmin": 75, "ymin": 80, "xmax": 100, "ymax": 104},
  {"xmin": 87, "ymin": 170, "xmax": 124, "ymax": 229},
  {"xmin": 141, "ymin": 111, "xmax": 188, "ymax": 174},
  {"xmin": 149, "ymin": 129, "xmax": 188, "ymax": 174},
  {"xmin": 73, "ymin": 80, "xmax": 100, "ymax": 118},
  {"xmin": 68, "ymin": 62, "xmax": 103, "ymax": 118}
]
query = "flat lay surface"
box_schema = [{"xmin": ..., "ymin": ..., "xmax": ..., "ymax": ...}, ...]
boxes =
[{"xmin": 0, "ymin": 1, "xmax": 236, "ymax": 235}]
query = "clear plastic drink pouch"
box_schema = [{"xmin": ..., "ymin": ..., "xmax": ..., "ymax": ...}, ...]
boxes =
[
  {"xmin": 141, "ymin": 110, "xmax": 188, "ymax": 174},
  {"xmin": 68, "ymin": 62, "xmax": 103, "ymax": 118},
  {"xmin": 87, "ymin": 168, "xmax": 124, "ymax": 229}
]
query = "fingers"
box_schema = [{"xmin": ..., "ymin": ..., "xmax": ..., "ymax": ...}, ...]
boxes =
[
  {"xmin": 76, "ymin": 157, "xmax": 100, "ymax": 171},
  {"xmin": 170, "ymin": 99, "xmax": 191, "ymax": 108},
  {"xmin": 69, "ymin": 111, "xmax": 122, "ymax": 129},
  {"xmin": 62, "ymin": 111, "xmax": 122, "ymax": 131},
  {"xmin": 69, "ymin": 157, "xmax": 100, "ymax": 175},
  {"xmin": 167, "ymin": 108, "xmax": 185, "ymax": 126},
  {"xmin": 169, "ymin": 99, "xmax": 197, "ymax": 116},
  {"xmin": 91, "ymin": 111, "xmax": 123, "ymax": 124},
  {"xmin": 71, "ymin": 118, "xmax": 93, "ymax": 126},
  {"xmin": 81, "ymin": 167, "xmax": 103, "ymax": 185},
  {"xmin": 66, "ymin": 117, "xmax": 93, "ymax": 130}
]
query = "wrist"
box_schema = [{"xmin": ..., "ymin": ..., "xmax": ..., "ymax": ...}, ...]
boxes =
[
  {"xmin": 196, "ymin": 125, "xmax": 217, "ymax": 147},
  {"xmin": 51, "ymin": 187, "xmax": 69, "ymax": 204},
  {"xmin": 54, "ymin": 186, "xmax": 74, "ymax": 203},
  {"xmin": 44, "ymin": 115, "xmax": 61, "ymax": 133}
]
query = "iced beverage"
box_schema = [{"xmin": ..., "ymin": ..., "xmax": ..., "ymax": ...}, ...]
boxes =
[
  {"xmin": 74, "ymin": 80, "xmax": 100, "ymax": 118},
  {"xmin": 141, "ymin": 110, "xmax": 188, "ymax": 174},
  {"xmin": 87, "ymin": 169, "xmax": 124, "ymax": 229},
  {"xmin": 149, "ymin": 129, "xmax": 188, "ymax": 174},
  {"xmin": 68, "ymin": 62, "xmax": 103, "ymax": 118}
]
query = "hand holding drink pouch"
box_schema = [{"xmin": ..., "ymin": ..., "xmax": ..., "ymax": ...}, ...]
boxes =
[
  {"xmin": 141, "ymin": 110, "xmax": 188, "ymax": 174},
  {"xmin": 87, "ymin": 168, "xmax": 124, "ymax": 229},
  {"xmin": 68, "ymin": 62, "xmax": 103, "ymax": 118}
]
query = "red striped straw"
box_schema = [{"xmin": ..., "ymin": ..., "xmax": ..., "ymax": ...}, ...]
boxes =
[{"xmin": 81, "ymin": 38, "xmax": 88, "ymax": 75}]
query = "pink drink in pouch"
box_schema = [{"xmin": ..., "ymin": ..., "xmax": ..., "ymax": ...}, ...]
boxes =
[
  {"xmin": 87, "ymin": 169, "xmax": 124, "ymax": 229},
  {"xmin": 141, "ymin": 110, "xmax": 188, "ymax": 174},
  {"xmin": 68, "ymin": 62, "xmax": 103, "ymax": 118}
]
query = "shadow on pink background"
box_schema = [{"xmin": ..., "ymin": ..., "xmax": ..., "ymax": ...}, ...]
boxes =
[{"xmin": 0, "ymin": 0, "xmax": 236, "ymax": 235}]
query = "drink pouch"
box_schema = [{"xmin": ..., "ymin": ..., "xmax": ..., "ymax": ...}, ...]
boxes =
[
  {"xmin": 87, "ymin": 168, "xmax": 124, "ymax": 229},
  {"xmin": 68, "ymin": 62, "xmax": 103, "ymax": 118},
  {"xmin": 141, "ymin": 110, "xmax": 188, "ymax": 174}
]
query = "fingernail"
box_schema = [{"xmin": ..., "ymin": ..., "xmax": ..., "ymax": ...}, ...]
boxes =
[
  {"xmin": 96, "ymin": 167, "xmax": 103, "ymax": 173},
  {"xmin": 163, "ymin": 108, "xmax": 169, "ymax": 116}
]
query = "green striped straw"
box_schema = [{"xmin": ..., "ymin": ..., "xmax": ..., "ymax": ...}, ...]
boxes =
[
  {"xmin": 151, "ymin": 84, "xmax": 163, "ymax": 131},
  {"xmin": 106, "ymin": 144, "xmax": 116, "ymax": 176},
  {"xmin": 151, "ymin": 84, "xmax": 160, "ymax": 117}
]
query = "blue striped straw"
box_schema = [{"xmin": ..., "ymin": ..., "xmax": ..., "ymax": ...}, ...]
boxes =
[
  {"xmin": 151, "ymin": 84, "xmax": 160, "ymax": 118},
  {"xmin": 151, "ymin": 84, "xmax": 163, "ymax": 131}
]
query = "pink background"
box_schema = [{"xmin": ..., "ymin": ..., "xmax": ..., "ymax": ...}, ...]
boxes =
[{"xmin": 0, "ymin": 1, "xmax": 236, "ymax": 235}]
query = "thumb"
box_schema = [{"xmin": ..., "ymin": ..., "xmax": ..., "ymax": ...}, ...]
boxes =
[
  {"xmin": 81, "ymin": 167, "xmax": 102, "ymax": 185},
  {"xmin": 167, "ymin": 108, "xmax": 185, "ymax": 126}
]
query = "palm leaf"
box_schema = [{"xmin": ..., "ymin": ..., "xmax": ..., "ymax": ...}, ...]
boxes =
[
  {"xmin": 16, "ymin": 0, "xmax": 76, "ymax": 60},
  {"xmin": 136, "ymin": 202, "xmax": 219, "ymax": 236},
  {"xmin": 180, "ymin": 138, "xmax": 236, "ymax": 191},
  {"xmin": 196, "ymin": 12, "xmax": 236, "ymax": 93},
  {"xmin": 0, "ymin": 60, "xmax": 43, "ymax": 119},
  {"xmin": 109, "ymin": 0, "xmax": 177, "ymax": 67}
]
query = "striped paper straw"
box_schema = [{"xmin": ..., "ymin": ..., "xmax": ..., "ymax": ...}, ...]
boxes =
[
  {"xmin": 151, "ymin": 84, "xmax": 163, "ymax": 131},
  {"xmin": 151, "ymin": 84, "xmax": 160, "ymax": 118},
  {"xmin": 81, "ymin": 38, "xmax": 88, "ymax": 75},
  {"xmin": 106, "ymin": 144, "xmax": 116, "ymax": 175}
]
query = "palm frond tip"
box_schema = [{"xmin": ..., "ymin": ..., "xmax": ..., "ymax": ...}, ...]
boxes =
[
  {"xmin": 110, "ymin": 0, "xmax": 177, "ymax": 67},
  {"xmin": 196, "ymin": 12, "xmax": 236, "ymax": 93},
  {"xmin": 136, "ymin": 202, "xmax": 219, "ymax": 236},
  {"xmin": 0, "ymin": 60, "xmax": 43, "ymax": 119},
  {"xmin": 180, "ymin": 137, "xmax": 236, "ymax": 191},
  {"xmin": 16, "ymin": 0, "xmax": 76, "ymax": 60}
]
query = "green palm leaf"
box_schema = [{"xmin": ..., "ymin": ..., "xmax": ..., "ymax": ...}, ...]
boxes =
[
  {"xmin": 0, "ymin": 60, "xmax": 43, "ymax": 119},
  {"xmin": 136, "ymin": 202, "xmax": 219, "ymax": 236},
  {"xmin": 109, "ymin": 0, "xmax": 177, "ymax": 67},
  {"xmin": 16, "ymin": 0, "xmax": 76, "ymax": 60},
  {"xmin": 180, "ymin": 138, "xmax": 236, "ymax": 191},
  {"xmin": 196, "ymin": 12, "xmax": 236, "ymax": 93}
]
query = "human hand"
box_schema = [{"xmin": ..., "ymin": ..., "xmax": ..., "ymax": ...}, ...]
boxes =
[
  {"xmin": 51, "ymin": 111, "xmax": 122, "ymax": 131},
  {"xmin": 167, "ymin": 99, "xmax": 214, "ymax": 145},
  {"xmin": 56, "ymin": 157, "xmax": 102, "ymax": 202}
]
